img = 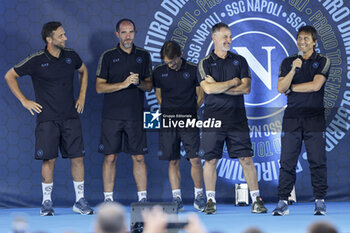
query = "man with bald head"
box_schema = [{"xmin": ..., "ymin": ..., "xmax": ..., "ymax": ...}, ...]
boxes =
[{"xmin": 96, "ymin": 18, "xmax": 152, "ymax": 203}]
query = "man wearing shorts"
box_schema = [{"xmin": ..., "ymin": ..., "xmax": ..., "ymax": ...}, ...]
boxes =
[
  {"xmin": 153, "ymin": 41, "xmax": 205, "ymax": 211},
  {"xmin": 197, "ymin": 22, "xmax": 267, "ymax": 214},
  {"xmin": 4, "ymin": 21, "xmax": 93, "ymax": 216},
  {"xmin": 96, "ymin": 18, "xmax": 152, "ymax": 202}
]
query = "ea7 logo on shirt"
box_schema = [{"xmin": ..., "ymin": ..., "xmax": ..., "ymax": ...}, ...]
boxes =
[
  {"xmin": 65, "ymin": 58, "xmax": 72, "ymax": 64},
  {"xmin": 143, "ymin": 110, "xmax": 161, "ymax": 129},
  {"xmin": 161, "ymin": 73, "xmax": 168, "ymax": 78},
  {"xmin": 41, "ymin": 63, "xmax": 49, "ymax": 67},
  {"xmin": 113, "ymin": 58, "xmax": 120, "ymax": 63}
]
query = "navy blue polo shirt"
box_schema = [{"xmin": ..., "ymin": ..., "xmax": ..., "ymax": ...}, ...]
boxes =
[
  {"xmin": 96, "ymin": 44, "xmax": 152, "ymax": 121},
  {"xmin": 14, "ymin": 48, "xmax": 83, "ymax": 123},
  {"xmin": 153, "ymin": 58, "xmax": 198, "ymax": 115},
  {"xmin": 279, "ymin": 52, "xmax": 330, "ymax": 118},
  {"xmin": 197, "ymin": 51, "xmax": 251, "ymax": 123}
]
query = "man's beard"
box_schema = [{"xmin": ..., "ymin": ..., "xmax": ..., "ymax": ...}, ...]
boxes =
[
  {"xmin": 121, "ymin": 40, "xmax": 133, "ymax": 49},
  {"xmin": 222, "ymin": 43, "xmax": 230, "ymax": 51}
]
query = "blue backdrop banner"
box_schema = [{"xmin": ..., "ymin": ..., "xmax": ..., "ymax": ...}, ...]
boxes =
[{"xmin": 1, "ymin": 0, "xmax": 350, "ymax": 207}]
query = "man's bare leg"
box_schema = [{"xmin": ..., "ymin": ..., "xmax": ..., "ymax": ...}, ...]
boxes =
[
  {"xmin": 132, "ymin": 154, "xmax": 147, "ymax": 201},
  {"xmin": 103, "ymin": 153, "xmax": 118, "ymax": 201}
]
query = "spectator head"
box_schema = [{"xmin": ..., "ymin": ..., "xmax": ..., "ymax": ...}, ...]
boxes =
[
  {"xmin": 308, "ymin": 222, "xmax": 338, "ymax": 233},
  {"xmin": 95, "ymin": 202, "xmax": 126, "ymax": 233}
]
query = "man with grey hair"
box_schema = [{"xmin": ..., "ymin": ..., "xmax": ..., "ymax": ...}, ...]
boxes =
[
  {"xmin": 197, "ymin": 22, "xmax": 267, "ymax": 214},
  {"xmin": 95, "ymin": 202, "xmax": 127, "ymax": 233}
]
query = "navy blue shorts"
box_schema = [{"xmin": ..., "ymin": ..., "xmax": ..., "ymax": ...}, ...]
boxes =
[
  {"xmin": 98, "ymin": 119, "xmax": 147, "ymax": 155},
  {"xmin": 199, "ymin": 120, "xmax": 253, "ymax": 160},
  {"xmin": 158, "ymin": 128, "xmax": 200, "ymax": 161},
  {"xmin": 35, "ymin": 119, "xmax": 85, "ymax": 160}
]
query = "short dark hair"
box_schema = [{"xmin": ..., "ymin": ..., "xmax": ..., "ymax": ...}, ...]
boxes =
[
  {"xmin": 115, "ymin": 18, "xmax": 136, "ymax": 32},
  {"xmin": 41, "ymin": 21, "xmax": 62, "ymax": 44},
  {"xmin": 160, "ymin": 41, "xmax": 181, "ymax": 60},
  {"xmin": 297, "ymin": 25, "xmax": 317, "ymax": 42},
  {"xmin": 211, "ymin": 22, "xmax": 230, "ymax": 35}
]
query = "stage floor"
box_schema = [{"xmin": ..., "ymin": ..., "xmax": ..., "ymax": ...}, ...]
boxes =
[{"xmin": 1, "ymin": 202, "xmax": 349, "ymax": 233}]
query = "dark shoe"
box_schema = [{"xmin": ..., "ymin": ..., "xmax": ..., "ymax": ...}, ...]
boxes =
[
  {"xmin": 173, "ymin": 196, "xmax": 184, "ymax": 212},
  {"xmin": 73, "ymin": 197, "xmax": 94, "ymax": 215},
  {"xmin": 272, "ymin": 200, "xmax": 289, "ymax": 216},
  {"xmin": 40, "ymin": 200, "xmax": 54, "ymax": 216},
  {"xmin": 314, "ymin": 199, "xmax": 326, "ymax": 215},
  {"xmin": 251, "ymin": 196, "xmax": 268, "ymax": 213},
  {"xmin": 194, "ymin": 193, "xmax": 206, "ymax": 212},
  {"xmin": 204, "ymin": 199, "xmax": 216, "ymax": 215}
]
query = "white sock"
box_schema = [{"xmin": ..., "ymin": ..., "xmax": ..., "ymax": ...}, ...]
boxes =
[
  {"xmin": 42, "ymin": 183, "xmax": 53, "ymax": 204},
  {"xmin": 137, "ymin": 191, "xmax": 147, "ymax": 201},
  {"xmin": 104, "ymin": 192, "xmax": 113, "ymax": 201},
  {"xmin": 250, "ymin": 190, "xmax": 260, "ymax": 203},
  {"xmin": 315, "ymin": 199, "xmax": 325, "ymax": 202},
  {"xmin": 206, "ymin": 191, "xmax": 216, "ymax": 202},
  {"xmin": 73, "ymin": 181, "xmax": 84, "ymax": 202},
  {"xmin": 194, "ymin": 187, "xmax": 203, "ymax": 198},
  {"xmin": 172, "ymin": 189, "xmax": 182, "ymax": 199}
]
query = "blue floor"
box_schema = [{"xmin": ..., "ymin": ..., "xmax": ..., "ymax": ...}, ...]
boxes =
[{"xmin": 1, "ymin": 202, "xmax": 349, "ymax": 233}]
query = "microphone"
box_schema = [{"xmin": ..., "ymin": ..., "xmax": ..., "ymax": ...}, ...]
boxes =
[{"xmin": 295, "ymin": 51, "xmax": 303, "ymax": 72}]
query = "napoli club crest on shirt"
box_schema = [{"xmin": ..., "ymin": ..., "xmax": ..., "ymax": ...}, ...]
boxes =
[
  {"xmin": 136, "ymin": 57, "xmax": 143, "ymax": 64},
  {"xmin": 313, "ymin": 62, "xmax": 319, "ymax": 69},
  {"xmin": 183, "ymin": 72, "xmax": 190, "ymax": 79}
]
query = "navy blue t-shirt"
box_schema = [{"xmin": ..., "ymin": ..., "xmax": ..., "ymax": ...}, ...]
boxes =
[
  {"xmin": 279, "ymin": 52, "xmax": 330, "ymax": 118},
  {"xmin": 197, "ymin": 51, "xmax": 251, "ymax": 123},
  {"xmin": 153, "ymin": 58, "xmax": 199, "ymax": 115},
  {"xmin": 14, "ymin": 48, "xmax": 83, "ymax": 123},
  {"xmin": 96, "ymin": 44, "xmax": 152, "ymax": 121}
]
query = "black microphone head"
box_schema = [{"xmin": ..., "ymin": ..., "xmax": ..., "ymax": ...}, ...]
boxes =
[{"xmin": 295, "ymin": 51, "xmax": 303, "ymax": 72}]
